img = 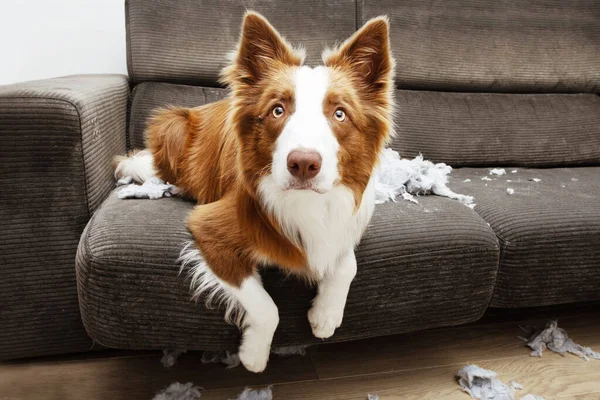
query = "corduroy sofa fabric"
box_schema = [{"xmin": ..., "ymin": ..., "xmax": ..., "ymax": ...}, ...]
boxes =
[
  {"xmin": 392, "ymin": 91, "xmax": 600, "ymax": 167},
  {"xmin": 361, "ymin": 0, "xmax": 600, "ymax": 93},
  {"xmin": 76, "ymin": 192, "xmax": 499, "ymax": 350},
  {"xmin": 449, "ymin": 167, "xmax": 600, "ymax": 308},
  {"xmin": 0, "ymin": 75, "xmax": 129, "ymax": 359},
  {"xmin": 129, "ymin": 83, "xmax": 228, "ymax": 149},
  {"xmin": 126, "ymin": 0, "xmax": 356, "ymax": 86}
]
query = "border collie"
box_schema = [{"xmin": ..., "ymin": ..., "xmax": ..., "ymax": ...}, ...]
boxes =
[{"xmin": 116, "ymin": 11, "xmax": 394, "ymax": 372}]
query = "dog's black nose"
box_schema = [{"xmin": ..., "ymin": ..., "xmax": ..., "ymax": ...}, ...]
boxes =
[{"xmin": 287, "ymin": 150, "xmax": 322, "ymax": 180}]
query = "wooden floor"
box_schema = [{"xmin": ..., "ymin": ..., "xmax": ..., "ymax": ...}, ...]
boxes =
[{"xmin": 2, "ymin": 307, "xmax": 600, "ymax": 400}]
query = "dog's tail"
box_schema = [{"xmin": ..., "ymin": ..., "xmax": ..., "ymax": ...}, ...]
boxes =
[
  {"xmin": 114, "ymin": 106, "xmax": 193, "ymax": 184},
  {"xmin": 113, "ymin": 149, "xmax": 156, "ymax": 184}
]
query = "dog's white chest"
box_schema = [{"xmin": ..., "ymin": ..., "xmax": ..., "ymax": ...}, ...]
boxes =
[{"xmin": 261, "ymin": 179, "xmax": 375, "ymax": 280}]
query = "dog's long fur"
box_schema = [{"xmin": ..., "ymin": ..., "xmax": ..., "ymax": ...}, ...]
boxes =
[{"xmin": 116, "ymin": 11, "xmax": 394, "ymax": 373}]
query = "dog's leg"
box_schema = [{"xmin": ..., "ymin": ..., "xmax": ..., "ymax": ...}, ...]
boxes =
[
  {"xmin": 229, "ymin": 273, "xmax": 279, "ymax": 373},
  {"xmin": 308, "ymin": 251, "xmax": 357, "ymax": 339},
  {"xmin": 182, "ymin": 246, "xmax": 279, "ymax": 373}
]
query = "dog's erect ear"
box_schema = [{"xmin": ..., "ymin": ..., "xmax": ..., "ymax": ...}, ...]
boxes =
[
  {"xmin": 323, "ymin": 16, "xmax": 394, "ymax": 95},
  {"xmin": 223, "ymin": 11, "xmax": 304, "ymax": 87}
]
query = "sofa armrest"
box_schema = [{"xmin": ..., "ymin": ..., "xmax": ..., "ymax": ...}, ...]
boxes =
[
  {"xmin": 0, "ymin": 74, "xmax": 129, "ymax": 359},
  {"xmin": 0, "ymin": 74, "xmax": 129, "ymax": 213}
]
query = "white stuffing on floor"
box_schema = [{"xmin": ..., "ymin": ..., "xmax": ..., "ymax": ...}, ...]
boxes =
[
  {"xmin": 232, "ymin": 387, "xmax": 273, "ymax": 400},
  {"xmin": 507, "ymin": 188, "xmax": 515, "ymax": 195},
  {"xmin": 520, "ymin": 395, "xmax": 545, "ymax": 400},
  {"xmin": 456, "ymin": 365, "xmax": 544, "ymax": 400},
  {"xmin": 162, "ymin": 346, "xmax": 308, "ymax": 369},
  {"xmin": 511, "ymin": 169, "xmax": 518, "ymax": 173},
  {"xmin": 518, "ymin": 320, "xmax": 600, "ymax": 361},
  {"xmin": 200, "ymin": 351, "xmax": 241, "ymax": 369},
  {"xmin": 456, "ymin": 364, "xmax": 517, "ymax": 400},
  {"xmin": 367, "ymin": 395, "xmax": 379, "ymax": 400},
  {"xmin": 463, "ymin": 179, "xmax": 472, "ymax": 183},
  {"xmin": 152, "ymin": 382, "xmax": 202, "ymax": 400},
  {"xmin": 510, "ymin": 381, "xmax": 524, "ymax": 391},
  {"xmin": 481, "ymin": 176, "xmax": 492, "ymax": 181},
  {"xmin": 489, "ymin": 168, "xmax": 506, "ymax": 176},
  {"xmin": 373, "ymin": 149, "xmax": 474, "ymax": 205},
  {"xmin": 150, "ymin": 384, "xmax": 274, "ymax": 400},
  {"xmin": 161, "ymin": 350, "xmax": 187, "ymax": 367},
  {"xmin": 528, "ymin": 178, "xmax": 541, "ymax": 183}
]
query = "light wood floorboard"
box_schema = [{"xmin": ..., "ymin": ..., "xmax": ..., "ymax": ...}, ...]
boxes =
[{"xmin": 2, "ymin": 313, "xmax": 599, "ymax": 400}]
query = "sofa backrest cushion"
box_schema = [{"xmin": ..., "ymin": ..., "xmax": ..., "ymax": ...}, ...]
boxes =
[
  {"xmin": 126, "ymin": 0, "xmax": 357, "ymax": 86},
  {"xmin": 361, "ymin": 0, "xmax": 600, "ymax": 93},
  {"xmin": 392, "ymin": 91, "xmax": 600, "ymax": 167}
]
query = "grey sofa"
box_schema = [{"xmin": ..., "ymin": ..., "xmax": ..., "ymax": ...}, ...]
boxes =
[{"xmin": 2, "ymin": 0, "xmax": 599, "ymax": 360}]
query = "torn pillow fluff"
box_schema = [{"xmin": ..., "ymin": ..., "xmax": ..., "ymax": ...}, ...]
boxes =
[
  {"xmin": 373, "ymin": 149, "xmax": 473, "ymax": 205},
  {"xmin": 151, "ymin": 383, "xmax": 273, "ymax": 400},
  {"xmin": 518, "ymin": 320, "xmax": 600, "ymax": 361},
  {"xmin": 456, "ymin": 364, "xmax": 518, "ymax": 400},
  {"xmin": 117, "ymin": 176, "xmax": 177, "ymax": 199},
  {"xmin": 151, "ymin": 382, "xmax": 201, "ymax": 400},
  {"xmin": 456, "ymin": 365, "xmax": 544, "ymax": 400}
]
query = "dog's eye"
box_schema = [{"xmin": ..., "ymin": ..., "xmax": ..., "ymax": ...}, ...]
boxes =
[
  {"xmin": 272, "ymin": 106, "xmax": 284, "ymax": 118},
  {"xmin": 334, "ymin": 109, "xmax": 346, "ymax": 122}
]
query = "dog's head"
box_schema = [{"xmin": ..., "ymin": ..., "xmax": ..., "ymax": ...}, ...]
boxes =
[{"xmin": 222, "ymin": 11, "xmax": 394, "ymax": 206}]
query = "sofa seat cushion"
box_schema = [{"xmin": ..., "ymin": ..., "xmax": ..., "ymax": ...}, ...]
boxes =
[
  {"xmin": 76, "ymin": 191, "xmax": 498, "ymax": 350},
  {"xmin": 449, "ymin": 167, "xmax": 600, "ymax": 307}
]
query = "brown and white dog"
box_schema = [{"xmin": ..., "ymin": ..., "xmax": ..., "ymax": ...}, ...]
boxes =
[{"xmin": 116, "ymin": 11, "xmax": 394, "ymax": 372}]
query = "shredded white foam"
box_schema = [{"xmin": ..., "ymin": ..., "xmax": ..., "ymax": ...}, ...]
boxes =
[{"xmin": 373, "ymin": 149, "xmax": 474, "ymax": 205}]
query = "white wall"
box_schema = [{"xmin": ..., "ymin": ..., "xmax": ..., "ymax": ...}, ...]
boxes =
[{"xmin": 0, "ymin": 0, "xmax": 127, "ymax": 85}]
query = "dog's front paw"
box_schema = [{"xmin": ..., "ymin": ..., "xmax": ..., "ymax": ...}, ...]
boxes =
[
  {"xmin": 308, "ymin": 303, "xmax": 343, "ymax": 339},
  {"xmin": 238, "ymin": 332, "xmax": 271, "ymax": 373}
]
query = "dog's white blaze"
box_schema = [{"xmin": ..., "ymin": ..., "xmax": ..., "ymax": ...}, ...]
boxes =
[
  {"xmin": 271, "ymin": 66, "xmax": 339, "ymax": 192},
  {"xmin": 264, "ymin": 65, "xmax": 376, "ymax": 279}
]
